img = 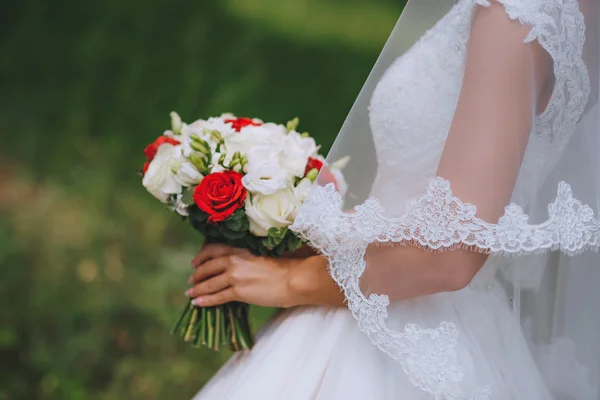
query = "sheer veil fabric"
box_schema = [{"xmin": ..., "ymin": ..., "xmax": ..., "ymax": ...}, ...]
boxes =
[{"xmin": 291, "ymin": 0, "xmax": 600, "ymax": 398}]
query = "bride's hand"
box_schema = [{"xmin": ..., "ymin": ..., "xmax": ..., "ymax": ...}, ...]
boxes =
[{"xmin": 187, "ymin": 243, "xmax": 344, "ymax": 308}]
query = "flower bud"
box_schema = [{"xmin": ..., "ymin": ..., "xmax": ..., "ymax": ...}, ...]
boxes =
[
  {"xmin": 170, "ymin": 112, "xmax": 183, "ymax": 135},
  {"xmin": 189, "ymin": 133, "xmax": 202, "ymax": 142},
  {"xmin": 189, "ymin": 152, "xmax": 207, "ymax": 172},
  {"xmin": 171, "ymin": 165, "xmax": 181, "ymax": 174},
  {"xmin": 190, "ymin": 140, "xmax": 209, "ymax": 154},
  {"xmin": 210, "ymin": 130, "xmax": 224, "ymax": 143},
  {"xmin": 301, "ymin": 132, "xmax": 310, "ymax": 138},
  {"xmin": 306, "ymin": 168, "xmax": 319, "ymax": 182},
  {"xmin": 286, "ymin": 117, "xmax": 299, "ymax": 132}
]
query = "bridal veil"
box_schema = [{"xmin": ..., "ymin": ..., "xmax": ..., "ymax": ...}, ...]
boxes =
[{"xmin": 292, "ymin": 0, "xmax": 600, "ymax": 398}]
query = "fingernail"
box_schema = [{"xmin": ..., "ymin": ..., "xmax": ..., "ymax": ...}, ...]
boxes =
[
  {"xmin": 188, "ymin": 276, "xmax": 194, "ymax": 284},
  {"xmin": 185, "ymin": 289, "xmax": 193, "ymax": 297},
  {"xmin": 192, "ymin": 297, "xmax": 202, "ymax": 306}
]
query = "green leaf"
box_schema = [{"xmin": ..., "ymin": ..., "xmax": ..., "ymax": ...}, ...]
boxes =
[
  {"xmin": 222, "ymin": 229, "xmax": 247, "ymax": 240},
  {"xmin": 225, "ymin": 218, "xmax": 244, "ymax": 231},
  {"xmin": 286, "ymin": 233, "xmax": 303, "ymax": 252},
  {"xmin": 181, "ymin": 188, "xmax": 195, "ymax": 205},
  {"xmin": 230, "ymin": 209, "xmax": 246, "ymax": 221},
  {"xmin": 267, "ymin": 227, "xmax": 287, "ymax": 245}
]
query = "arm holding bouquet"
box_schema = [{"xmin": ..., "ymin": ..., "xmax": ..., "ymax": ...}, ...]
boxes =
[
  {"xmin": 140, "ymin": 113, "xmax": 347, "ymax": 350},
  {"xmin": 188, "ymin": 244, "xmax": 343, "ymax": 308}
]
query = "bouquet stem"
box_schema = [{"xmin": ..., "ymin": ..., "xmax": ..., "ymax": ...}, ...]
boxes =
[{"xmin": 171, "ymin": 300, "xmax": 254, "ymax": 351}]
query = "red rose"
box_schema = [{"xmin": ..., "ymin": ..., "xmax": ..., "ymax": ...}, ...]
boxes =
[
  {"xmin": 224, "ymin": 117, "xmax": 262, "ymax": 132},
  {"xmin": 304, "ymin": 157, "xmax": 324, "ymax": 176},
  {"xmin": 193, "ymin": 171, "xmax": 247, "ymax": 223},
  {"xmin": 144, "ymin": 136, "xmax": 181, "ymax": 162}
]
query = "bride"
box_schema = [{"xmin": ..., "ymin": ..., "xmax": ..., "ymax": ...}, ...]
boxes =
[{"xmin": 191, "ymin": 1, "xmax": 600, "ymax": 399}]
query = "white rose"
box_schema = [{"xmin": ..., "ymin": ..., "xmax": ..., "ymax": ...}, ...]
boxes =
[
  {"xmin": 242, "ymin": 146, "xmax": 289, "ymax": 195},
  {"xmin": 290, "ymin": 178, "xmax": 313, "ymax": 219},
  {"xmin": 142, "ymin": 144, "xmax": 183, "ymax": 203},
  {"xmin": 245, "ymin": 189, "xmax": 299, "ymax": 237}
]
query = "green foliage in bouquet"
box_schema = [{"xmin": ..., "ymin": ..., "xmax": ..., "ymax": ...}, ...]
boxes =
[{"xmin": 188, "ymin": 207, "xmax": 304, "ymax": 257}]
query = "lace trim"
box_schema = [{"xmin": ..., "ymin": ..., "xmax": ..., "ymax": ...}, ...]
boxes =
[
  {"xmin": 294, "ymin": 178, "xmax": 600, "ymax": 263},
  {"xmin": 360, "ymin": 177, "xmax": 600, "ymax": 256},
  {"xmin": 291, "ymin": 178, "xmax": 599, "ymax": 399},
  {"xmin": 476, "ymin": 0, "xmax": 590, "ymax": 145}
]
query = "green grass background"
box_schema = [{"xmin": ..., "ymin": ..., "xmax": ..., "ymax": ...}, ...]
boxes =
[{"xmin": 0, "ymin": 1, "xmax": 404, "ymax": 398}]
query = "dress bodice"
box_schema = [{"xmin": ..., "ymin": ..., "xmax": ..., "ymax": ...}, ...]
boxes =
[{"xmin": 368, "ymin": 2, "xmax": 469, "ymax": 214}]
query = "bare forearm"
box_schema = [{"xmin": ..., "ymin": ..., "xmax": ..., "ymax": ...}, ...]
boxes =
[
  {"xmin": 362, "ymin": 244, "xmax": 487, "ymax": 301},
  {"xmin": 286, "ymin": 255, "xmax": 345, "ymax": 307},
  {"xmin": 285, "ymin": 245, "xmax": 486, "ymax": 308}
]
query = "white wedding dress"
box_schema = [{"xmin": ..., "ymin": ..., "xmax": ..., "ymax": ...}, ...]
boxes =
[{"xmin": 194, "ymin": 1, "xmax": 592, "ymax": 399}]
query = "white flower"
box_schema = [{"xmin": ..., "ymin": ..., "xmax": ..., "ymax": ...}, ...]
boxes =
[
  {"xmin": 142, "ymin": 144, "xmax": 183, "ymax": 203},
  {"xmin": 245, "ymin": 188, "xmax": 299, "ymax": 237},
  {"xmin": 223, "ymin": 132, "xmax": 256, "ymax": 156},
  {"xmin": 184, "ymin": 116, "xmax": 236, "ymax": 140},
  {"xmin": 224, "ymin": 123, "xmax": 285, "ymax": 156},
  {"xmin": 277, "ymin": 132, "xmax": 320, "ymax": 178},
  {"xmin": 280, "ymin": 140, "xmax": 308, "ymax": 178},
  {"xmin": 290, "ymin": 178, "xmax": 313, "ymax": 219},
  {"xmin": 286, "ymin": 131, "xmax": 319, "ymax": 159},
  {"xmin": 255, "ymin": 123, "xmax": 288, "ymax": 142},
  {"xmin": 242, "ymin": 146, "xmax": 289, "ymax": 195},
  {"xmin": 173, "ymin": 161, "xmax": 203, "ymax": 186}
]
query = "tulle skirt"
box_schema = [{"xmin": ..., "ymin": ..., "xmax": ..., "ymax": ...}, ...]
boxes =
[{"xmin": 193, "ymin": 282, "xmax": 551, "ymax": 399}]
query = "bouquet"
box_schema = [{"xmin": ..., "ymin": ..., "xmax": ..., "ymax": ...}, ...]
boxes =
[{"xmin": 141, "ymin": 112, "xmax": 347, "ymax": 351}]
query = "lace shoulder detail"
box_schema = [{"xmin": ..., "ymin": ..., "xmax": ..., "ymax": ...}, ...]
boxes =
[{"xmin": 476, "ymin": 0, "xmax": 590, "ymax": 144}]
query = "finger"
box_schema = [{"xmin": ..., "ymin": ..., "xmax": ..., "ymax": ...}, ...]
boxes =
[
  {"xmin": 191, "ymin": 288, "xmax": 236, "ymax": 307},
  {"xmin": 190, "ymin": 257, "xmax": 229, "ymax": 284},
  {"xmin": 191, "ymin": 243, "xmax": 232, "ymax": 267},
  {"xmin": 187, "ymin": 273, "xmax": 230, "ymax": 298}
]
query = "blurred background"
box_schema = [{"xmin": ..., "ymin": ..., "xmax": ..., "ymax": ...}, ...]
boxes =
[{"xmin": 0, "ymin": 0, "xmax": 403, "ymax": 398}]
